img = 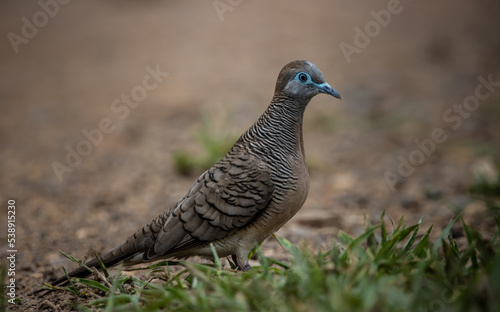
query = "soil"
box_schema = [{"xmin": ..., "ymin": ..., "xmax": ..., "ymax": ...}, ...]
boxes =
[{"xmin": 1, "ymin": 1, "xmax": 499, "ymax": 311}]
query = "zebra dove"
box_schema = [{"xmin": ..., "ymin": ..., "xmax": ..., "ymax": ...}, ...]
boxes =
[{"xmin": 45, "ymin": 60, "xmax": 341, "ymax": 288}]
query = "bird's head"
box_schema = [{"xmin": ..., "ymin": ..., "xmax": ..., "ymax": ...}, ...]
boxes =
[{"xmin": 274, "ymin": 60, "xmax": 341, "ymax": 101}]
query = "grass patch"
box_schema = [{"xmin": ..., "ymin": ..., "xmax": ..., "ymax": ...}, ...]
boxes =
[
  {"xmin": 41, "ymin": 212, "xmax": 500, "ymax": 312},
  {"xmin": 37, "ymin": 162, "xmax": 500, "ymax": 311}
]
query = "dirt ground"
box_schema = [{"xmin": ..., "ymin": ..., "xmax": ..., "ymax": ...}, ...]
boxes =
[{"xmin": 1, "ymin": 1, "xmax": 500, "ymax": 311}]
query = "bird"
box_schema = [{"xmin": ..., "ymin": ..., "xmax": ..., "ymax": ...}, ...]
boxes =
[{"xmin": 43, "ymin": 60, "xmax": 341, "ymax": 289}]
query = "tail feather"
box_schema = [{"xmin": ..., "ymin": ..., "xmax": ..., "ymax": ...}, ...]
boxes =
[
  {"xmin": 35, "ymin": 201, "xmax": 186, "ymax": 296},
  {"xmin": 48, "ymin": 248, "xmax": 136, "ymax": 288},
  {"xmin": 35, "ymin": 217, "xmax": 163, "ymax": 295},
  {"xmin": 34, "ymin": 239, "xmax": 146, "ymax": 295},
  {"xmin": 46, "ymin": 258, "xmax": 100, "ymax": 288}
]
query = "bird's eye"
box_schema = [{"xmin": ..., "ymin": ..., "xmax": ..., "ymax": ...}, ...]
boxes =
[{"xmin": 297, "ymin": 72, "xmax": 309, "ymax": 82}]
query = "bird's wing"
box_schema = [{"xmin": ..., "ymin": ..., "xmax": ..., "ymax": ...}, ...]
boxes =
[{"xmin": 146, "ymin": 145, "xmax": 274, "ymax": 259}]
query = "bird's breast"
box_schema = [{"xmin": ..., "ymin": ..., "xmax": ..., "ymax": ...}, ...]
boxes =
[{"xmin": 255, "ymin": 156, "xmax": 310, "ymax": 237}]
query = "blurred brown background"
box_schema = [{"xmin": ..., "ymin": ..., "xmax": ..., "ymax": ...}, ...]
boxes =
[{"xmin": 1, "ymin": 0, "xmax": 499, "ymax": 307}]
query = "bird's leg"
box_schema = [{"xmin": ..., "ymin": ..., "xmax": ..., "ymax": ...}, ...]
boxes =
[{"xmin": 231, "ymin": 254, "xmax": 251, "ymax": 271}]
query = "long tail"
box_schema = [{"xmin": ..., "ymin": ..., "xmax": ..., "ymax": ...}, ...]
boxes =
[
  {"xmin": 48, "ymin": 245, "xmax": 138, "ymax": 288},
  {"xmin": 35, "ymin": 223, "xmax": 159, "ymax": 295},
  {"xmin": 32, "ymin": 247, "xmax": 133, "ymax": 296}
]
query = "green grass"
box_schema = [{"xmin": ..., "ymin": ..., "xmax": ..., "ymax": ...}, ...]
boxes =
[
  {"xmin": 39, "ymin": 211, "xmax": 500, "ymax": 312},
  {"xmin": 34, "ymin": 160, "xmax": 500, "ymax": 311}
]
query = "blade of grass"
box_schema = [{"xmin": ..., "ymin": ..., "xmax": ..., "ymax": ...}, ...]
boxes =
[
  {"xmin": 401, "ymin": 218, "xmax": 423, "ymax": 254},
  {"xmin": 94, "ymin": 250, "xmax": 110, "ymax": 278},
  {"xmin": 375, "ymin": 226, "xmax": 419, "ymax": 261},
  {"xmin": 58, "ymin": 249, "xmax": 80, "ymax": 263},
  {"xmin": 432, "ymin": 215, "xmax": 461, "ymax": 255},
  {"xmin": 75, "ymin": 278, "xmax": 110, "ymax": 293},
  {"xmin": 461, "ymin": 217, "xmax": 479, "ymax": 270},
  {"xmin": 380, "ymin": 210, "xmax": 387, "ymax": 245},
  {"xmin": 406, "ymin": 225, "xmax": 433, "ymax": 260},
  {"xmin": 210, "ymin": 243, "xmax": 222, "ymax": 270}
]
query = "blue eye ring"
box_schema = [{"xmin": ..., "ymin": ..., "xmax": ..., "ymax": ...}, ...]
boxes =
[{"xmin": 296, "ymin": 72, "xmax": 310, "ymax": 83}]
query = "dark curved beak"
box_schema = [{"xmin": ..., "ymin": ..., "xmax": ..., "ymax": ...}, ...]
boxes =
[{"xmin": 317, "ymin": 82, "xmax": 341, "ymax": 99}]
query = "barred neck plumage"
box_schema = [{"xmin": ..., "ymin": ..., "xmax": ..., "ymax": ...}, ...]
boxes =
[{"xmin": 239, "ymin": 94, "xmax": 311, "ymax": 164}]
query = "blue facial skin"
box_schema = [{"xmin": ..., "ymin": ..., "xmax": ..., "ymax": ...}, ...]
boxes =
[{"xmin": 294, "ymin": 72, "xmax": 341, "ymax": 99}]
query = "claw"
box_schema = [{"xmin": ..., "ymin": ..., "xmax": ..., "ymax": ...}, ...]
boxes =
[{"xmin": 231, "ymin": 254, "xmax": 252, "ymax": 271}]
